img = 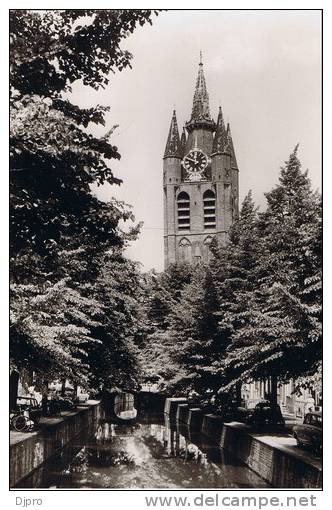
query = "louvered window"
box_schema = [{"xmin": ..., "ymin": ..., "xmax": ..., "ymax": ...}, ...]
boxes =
[
  {"xmin": 177, "ymin": 192, "xmax": 190, "ymax": 231},
  {"xmin": 203, "ymin": 190, "xmax": 216, "ymax": 229}
]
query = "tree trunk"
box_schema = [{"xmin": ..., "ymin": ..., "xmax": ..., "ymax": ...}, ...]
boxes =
[
  {"xmin": 61, "ymin": 379, "xmax": 66, "ymax": 396},
  {"xmin": 10, "ymin": 370, "xmax": 20, "ymax": 410},
  {"xmin": 270, "ymin": 376, "xmax": 278, "ymax": 405},
  {"xmin": 235, "ymin": 381, "xmax": 242, "ymax": 406}
]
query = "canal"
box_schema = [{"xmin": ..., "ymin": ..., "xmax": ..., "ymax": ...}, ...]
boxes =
[{"xmin": 17, "ymin": 395, "xmax": 270, "ymax": 489}]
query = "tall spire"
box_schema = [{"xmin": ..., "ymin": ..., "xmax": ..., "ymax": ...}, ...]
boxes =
[
  {"xmin": 191, "ymin": 54, "xmax": 211, "ymax": 121},
  {"xmin": 226, "ymin": 122, "xmax": 238, "ymax": 168},
  {"xmin": 164, "ymin": 110, "xmax": 182, "ymax": 158},
  {"xmin": 212, "ymin": 106, "xmax": 228, "ymax": 154},
  {"xmin": 186, "ymin": 54, "xmax": 215, "ymax": 132}
]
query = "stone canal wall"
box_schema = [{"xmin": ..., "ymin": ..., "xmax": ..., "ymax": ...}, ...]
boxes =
[
  {"xmin": 220, "ymin": 422, "xmax": 322, "ymax": 488},
  {"xmin": 164, "ymin": 398, "xmax": 322, "ymax": 489},
  {"xmin": 10, "ymin": 401, "xmax": 101, "ymax": 487}
]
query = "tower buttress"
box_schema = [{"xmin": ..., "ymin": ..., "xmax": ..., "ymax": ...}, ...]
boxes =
[
  {"xmin": 226, "ymin": 122, "xmax": 239, "ymax": 220},
  {"xmin": 163, "ymin": 110, "xmax": 182, "ymax": 267},
  {"xmin": 164, "ymin": 110, "xmax": 182, "ymax": 159},
  {"xmin": 211, "ymin": 106, "xmax": 231, "ymax": 236},
  {"xmin": 226, "ymin": 122, "xmax": 238, "ymax": 170},
  {"xmin": 180, "ymin": 128, "xmax": 187, "ymax": 157}
]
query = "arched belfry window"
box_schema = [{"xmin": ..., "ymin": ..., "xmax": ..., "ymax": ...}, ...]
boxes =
[
  {"xmin": 177, "ymin": 191, "xmax": 190, "ymax": 231},
  {"xmin": 203, "ymin": 190, "xmax": 216, "ymax": 229},
  {"xmin": 178, "ymin": 238, "xmax": 192, "ymax": 263}
]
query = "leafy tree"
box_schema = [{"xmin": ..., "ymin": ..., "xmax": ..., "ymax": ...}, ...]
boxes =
[
  {"xmin": 223, "ymin": 148, "xmax": 321, "ymax": 396},
  {"xmin": 10, "ymin": 9, "xmax": 158, "ymax": 281},
  {"xmin": 167, "ymin": 265, "xmax": 221, "ymax": 394},
  {"xmin": 10, "ymin": 279, "xmax": 102, "ymax": 380},
  {"xmin": 137, "ymin": 263, "xmax": 193, "ymax": 389},
  {"xmin": 209, "ymin": 191, "xmax": 263, "ymax": 398},
  {"xmin": 259, "ymin": 146, "xmax": 322, "ymax": 384},
  {"xmin": 145, "ymin": 263, "xmax": 193, "ymax": 331},
  {"xmin": 84, "ymin": 252, "xmax": 145, "ymax": 393},
  {"xmin": 10, "ymin": 9, "xmax": 159, "ymax": 400}
]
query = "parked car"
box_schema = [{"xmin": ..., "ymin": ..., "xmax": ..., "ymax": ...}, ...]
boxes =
[
  {"xmin": 210, "ymin": 393, "xmax": 246, "ymax": 422},
  {"xmin": 245, "ymin": 399, "xmax": 262, "ymax": 411},
  {"xmin": 77, "ymin": 392, "xmax": 89, "ymax": 403},
  {"xmin": 293, "ymin": 411, "xmax": 322, "ymax": 454},
  {"xmin": 188, "ymin": 391, "xmax": 247, "ymax": 423},
  {"xmin": 42, "ymin": 393, "xmax": 77, "ymax": 416},
  {"xmin": 57, "ymin": 395, "xmax": 77, "ymax": 411},
  {"xmin": 187, "ymin": 390, "xmax": 214, "ymax": 411},
  {"xmin": 246, "ymin": 400, "xmax": 285, "ymax": 431},
  {"xmin": 215, "ymin": 403, "xmax": 248, "ymax": 423}
]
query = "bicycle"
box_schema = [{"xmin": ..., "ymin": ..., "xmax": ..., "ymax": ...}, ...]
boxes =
[{"xmin": 10, "ymin": 409, "xmax": 35, "ymax": 432}]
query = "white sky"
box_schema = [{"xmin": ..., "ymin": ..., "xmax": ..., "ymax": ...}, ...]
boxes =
[{"xmin": 69, "ymin": 9, "xmax": 321, "ymax": 272}]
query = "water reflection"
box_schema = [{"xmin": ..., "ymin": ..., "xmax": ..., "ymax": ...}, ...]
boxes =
[
  {"xmin": 17, "ymin": 408, "xmax": 270, "ymax": 489},
  {"xmin": 113, "ymin": 392, "xmax": 138, "ymax": 420}
]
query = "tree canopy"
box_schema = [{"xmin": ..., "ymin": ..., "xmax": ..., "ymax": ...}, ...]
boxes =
[{"xmin": 10, "ymin": 9, "xmax": 159, "ymax": 389}]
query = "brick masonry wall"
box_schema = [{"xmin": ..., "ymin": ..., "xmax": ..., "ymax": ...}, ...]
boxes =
[
  {"xmin": 10, "ymin": 402, "xmax": 101, "ymax": 487},
  {"xmin": 163, "ymin": 132, "xmax": 239, "ymax": 268}
]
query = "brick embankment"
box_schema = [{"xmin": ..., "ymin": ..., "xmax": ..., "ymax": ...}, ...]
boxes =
[
  {"xmin": 219, "ymin": 421, "xmax": 322, "ymax": 488},
  {"xmin": 167, "ymin": 398, "xmax": 322, "ymax": 489},
  {"xmin": 10, "ymin": 400, "xmax": 101, "ymax": 487}
]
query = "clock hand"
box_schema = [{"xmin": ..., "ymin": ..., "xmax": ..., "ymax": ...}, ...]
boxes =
[{"xmin": 186, "ymin": 156, "xmax": 197, "ymax": 164}]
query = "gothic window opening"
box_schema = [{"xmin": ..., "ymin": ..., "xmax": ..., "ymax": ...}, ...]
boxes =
[
  {"xmin": 203, "ymin": 236, "xmax": 213, "ymax": 262},
  {"xmin": 177, "ymin": 191, "xmax": 190, "ymax": 231},
  {"xmin": 178, "ymin": 238, "xmax": 192, "ymax": 263},
  {"xmin": 194, "ymin": 244, "xmax": 201, "ymax": 262},
  {"xmin": 203, "ymin": 189, "xmax": 216, "ymax": 229}
]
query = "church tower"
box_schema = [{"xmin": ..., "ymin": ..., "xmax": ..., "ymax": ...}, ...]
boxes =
[{"xmin": 163, "ymin": 55, "xmax": 239, "ymax": 268}]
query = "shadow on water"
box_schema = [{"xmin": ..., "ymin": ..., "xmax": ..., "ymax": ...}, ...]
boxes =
[{"xmin": 17, "ymin": 394, "xmax": 270, "ymax": 489}]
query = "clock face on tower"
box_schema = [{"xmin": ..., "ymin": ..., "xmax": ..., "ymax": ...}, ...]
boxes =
[{"xmin": 182, "ymin": 149, "xmax": 209, "ymax": 181}]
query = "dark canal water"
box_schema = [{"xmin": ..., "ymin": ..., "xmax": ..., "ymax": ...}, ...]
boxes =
[{"xmin": 17, "ymin": 395, "xmax": 270, "ymax": 489}]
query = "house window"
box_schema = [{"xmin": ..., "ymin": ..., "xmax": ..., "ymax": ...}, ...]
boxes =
[
  {"xmin": 177, "ymin": 191, "xmax": 190, "ymax": 231},
  {"xmin": 203, "ymin": 190, "xmax": 216, "ymax": 229}
]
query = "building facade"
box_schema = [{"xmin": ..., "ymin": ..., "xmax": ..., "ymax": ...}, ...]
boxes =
[{"xmin": 163, "ymin": 57, "xmax": 239, "ymax": 268}]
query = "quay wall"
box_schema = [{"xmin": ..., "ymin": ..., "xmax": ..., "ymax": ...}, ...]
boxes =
[
  {"xmin": 166, "ymin": 398, "xmax": 322, "ymax": 489},
  {"xmin": 10, "ymin": 401, "xmax": 101, "ymax": 487},
  {"xmin": 219, "ymin": 422, "xmax": 322, "ymax": 489}
]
